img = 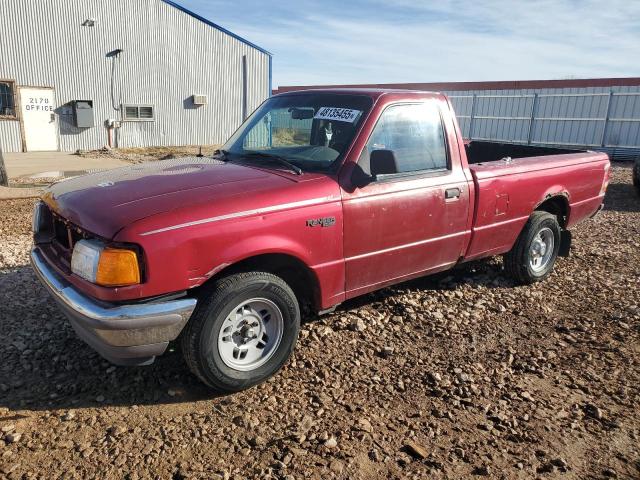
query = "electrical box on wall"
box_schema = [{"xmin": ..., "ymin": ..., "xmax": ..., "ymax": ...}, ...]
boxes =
[
  {"xmin": 192, "ymin": 94, "xmax": 208, "ymax": 106},
  {"xmin": 73, "ymin": 100, "xmax": 94, "ymax": 127}
]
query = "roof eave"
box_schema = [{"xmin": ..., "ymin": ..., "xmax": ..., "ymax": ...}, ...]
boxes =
[{"xmin": 161, "ymin": 0, "xmax": 272, "ymax": 56}]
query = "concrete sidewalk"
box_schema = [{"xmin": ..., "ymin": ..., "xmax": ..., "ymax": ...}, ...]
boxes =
[
  {"xmin": 0, "ymin": 185, "xmax": 42, "ymax": 200},
  {"xmin": 4, "ymin": 151, "xmax": 128, "ymax": 179}
]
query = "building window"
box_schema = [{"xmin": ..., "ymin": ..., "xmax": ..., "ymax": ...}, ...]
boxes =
[
  {"xmin": 122, "ymin": 104, "xmax": 154, "ymax": 122},
  {"xmin": 0, "ymin": 80, "xmax": 16, "ymax": 118}
]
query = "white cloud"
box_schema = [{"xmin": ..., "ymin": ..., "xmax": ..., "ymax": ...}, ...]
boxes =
[{"xmin": 183, "ymin": 0, "xmax": 640, "ymax": 86}]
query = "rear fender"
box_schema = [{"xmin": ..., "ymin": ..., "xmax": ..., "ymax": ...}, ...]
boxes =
[{"xmin": 534, "ymin": 189, "xmax": 571, "ymax": 228}]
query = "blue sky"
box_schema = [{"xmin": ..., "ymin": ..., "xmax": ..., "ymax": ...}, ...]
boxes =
[{"xmin": 178, "ymin": 0, "xmax": 640, "ymax": 88}]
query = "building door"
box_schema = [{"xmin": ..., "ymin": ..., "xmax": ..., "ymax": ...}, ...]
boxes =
[{"xmin": 19, "ymin": 87, "xmax": 58, "ymax": 151}]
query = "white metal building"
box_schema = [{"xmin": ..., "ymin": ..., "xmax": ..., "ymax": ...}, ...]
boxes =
[{"xmin": 0, "ymin": 0, "xmax": 271, "ymax": 152}]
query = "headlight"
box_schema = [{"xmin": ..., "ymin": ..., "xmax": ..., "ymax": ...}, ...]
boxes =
[{"xmin": 71, "ymin": 239, "xmax": 141, "ymax": 287}]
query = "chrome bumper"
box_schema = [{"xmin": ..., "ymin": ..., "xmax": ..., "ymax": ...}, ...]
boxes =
[{"xmin": 31, "ymin": 248, "xmax": 197, "ymax": 366}]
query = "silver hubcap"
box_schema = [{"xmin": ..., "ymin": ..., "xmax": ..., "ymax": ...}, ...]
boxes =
[
  {"xmin": 529, "ymin": 227, "xmax": 555, "ymax": 272},
  {"xmin": 218, "ymin": 298, "xmax": 284, "ymax": 371}
]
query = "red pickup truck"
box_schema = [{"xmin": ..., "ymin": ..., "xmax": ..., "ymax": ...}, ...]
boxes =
[{"xmin": 32, "ymin": 89, "xmax": 610, "ymax": 392}]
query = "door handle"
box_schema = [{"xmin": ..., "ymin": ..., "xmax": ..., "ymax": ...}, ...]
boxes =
[{"xmin": 445, "ymin": 187, "xmax": 461, "ymax": 199}]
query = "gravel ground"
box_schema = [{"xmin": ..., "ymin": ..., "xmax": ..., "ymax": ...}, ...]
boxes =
[
  {"xmin": 0, "ymin": 165, "xmax": 638, "ymax": 480},
  {"xmin": 77, "ymin": 145, "xmax": 221, "ymax": 164}
]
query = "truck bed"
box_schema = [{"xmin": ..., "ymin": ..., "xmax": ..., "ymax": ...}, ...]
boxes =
[
  {"xmin": 463, "ymin": 144, "xmax": 609, "ymax": 262},
  {"xmin": 464, "ymin": 140, "xmax": 583, "ymax": 165}
]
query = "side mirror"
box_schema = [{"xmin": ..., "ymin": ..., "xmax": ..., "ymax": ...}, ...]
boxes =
[{"xmin": 370, "ymin": 149, "xmax": 398, "ymax": 177}]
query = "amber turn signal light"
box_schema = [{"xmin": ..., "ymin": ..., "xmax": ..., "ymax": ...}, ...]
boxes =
[{"xmin": 96, "ymin": 248, "xmax": 141, "ymax": 287}]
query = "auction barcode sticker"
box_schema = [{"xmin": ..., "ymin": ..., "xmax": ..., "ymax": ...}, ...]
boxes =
[{"xmin": 314, "ymin": 107, "xmax": 361, "ymax": 123}]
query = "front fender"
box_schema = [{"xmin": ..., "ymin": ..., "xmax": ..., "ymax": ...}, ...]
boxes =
[{"xmin": 116, "ymin": 197, "xmax": 345, "ymax": 307}]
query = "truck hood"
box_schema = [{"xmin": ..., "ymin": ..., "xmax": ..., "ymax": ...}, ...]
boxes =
[{"xmin": 43, "ymin": 157, "xmax": 294, "ymax": 239}]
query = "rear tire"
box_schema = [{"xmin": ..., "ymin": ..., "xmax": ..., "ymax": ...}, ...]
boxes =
[
  {"xmin": 504, "ymin": 211, "xmax": 561, "ymax": 284},
  {"xmin": 182, "ymin": 272, "xmax": 300, "ymax": 393}
]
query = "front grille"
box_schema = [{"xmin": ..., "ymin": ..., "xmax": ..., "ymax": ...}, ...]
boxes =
[
  {"xmin": 53, "ymin": 215, "xmax": 71, "ymax": 249},
  {"xmin": 34, "ymin": 203, "xmax": 95, "ymax": 271},
  {"xmin": 51, "ymin": 213, "xmax": 90, "ymax": 254}
]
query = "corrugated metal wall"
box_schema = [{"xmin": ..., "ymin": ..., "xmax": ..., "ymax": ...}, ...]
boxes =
[
  {"xmin": 447, "ymin": 85, "xmax": 640, "ymax": 161},
  {"xmin": 0, "ymin": 0, "xmax": 270, "ymax": 152},
  {"xmin": 0, "ymin": 121, "xmax": 22, "ymax": 152}
]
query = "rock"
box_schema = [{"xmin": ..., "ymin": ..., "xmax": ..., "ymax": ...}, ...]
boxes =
[
  {"xmin": 1, "ymin": 424, "xmax": 15, "ymax": 433},
  {"xmin": 249, "ymin": 436, "xmax": 267, "ymax": 447},
  {"xmin": 584, "ymin": 403, "xmax": 603, "ymax": 420},
  {"xmin": 297, "ymin": 415, "xmax": 314, "ymax": 433},
  {"xmin": 61, "ymin": 411, "xmax": 75, "ymax": 421},
  {"xmin": 396, "ymin": 452, "xmax": 413, "ymax": 466},
  {"xmin": 379, "ymin": 346, "xmax": 394, "ymax": 358},
  {"xmin": 349, "ymin": 318, "xmax": 366, "ymax": 332},
  {"xmin": 472, "ymin": 465, "xmax": 491, "ymax": 476},
  {"xmin": 323, "ymin": 437, "xmax": 337, "ymax": 448},
  {"xmin": 1, "ymin": 463, "xmax": 19, "ymax": 475},
  {"xmin": 329, "ymin": 460, "xmax": 344, "ymax": 473},
  {"xmin": 5, "ymin": 432, "xmax": 21, "ymax": 444},
  {"xmin": 369, "ymin": 449, "xmax": 382, "ymax": 462},
  {"xmin": 551, "ymin": 457, "xmax": 568, "ymax": 471},
  {"xmin": 108, "ymin": 425, "xmax": 127, "ymax": 436},
  {"xmin": 95, "ymin": 395, "xmax": 105, "ymax": 403},
  {"xmin": 537, "ymin": 463, "xmax": 555, "ymax": 474},
  {"xmin": 356, "ymin": 418, "xmax": 373, "ymax": 433},
  {"xmin": 403, "ymin": 440, "xmax": 428, "ymax": 460},
  {"xmin": 520, "ymin": 391, "xmax": 534, "ymax": 401}
]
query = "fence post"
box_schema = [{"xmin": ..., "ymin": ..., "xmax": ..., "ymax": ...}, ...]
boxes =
[
  {"xmin": 468, "ymin": 94, "xmax": 477, "ymax": 139},
  {"xmin": 600, "ymin": 90, "xmax": 614, "ymax": 147},
  {"xmin": 527, "ymin": 93, "xmax": 539, "ymax": 145},
  {"xmin": 0, "ymin": 144, "xmax": 7, "ymax": 187}
]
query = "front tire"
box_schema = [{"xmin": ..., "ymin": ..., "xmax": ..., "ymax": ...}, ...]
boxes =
[
  {"xmin": 182, "ymin": 272, "xmax": 300, "ymax": 392},
  {"xmin": 504, "ymin": 211, "xmax": 562, "ymax": 284}
]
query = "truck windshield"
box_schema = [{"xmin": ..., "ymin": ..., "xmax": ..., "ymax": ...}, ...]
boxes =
[{"xmin": 222, "ymin": 93, "xmax": 373, "ymax": 173}]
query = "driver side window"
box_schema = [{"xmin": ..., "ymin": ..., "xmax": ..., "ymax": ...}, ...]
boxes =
[{"xmin": 365, "ymin": 102, "xmax": 448, "ymax": 173}]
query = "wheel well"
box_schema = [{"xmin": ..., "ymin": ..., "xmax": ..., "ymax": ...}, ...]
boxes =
[
  {"xmin": 199, "ymin": 254, "xmax": 320, "ymax": 312},
  {"xmin": 535, "ymin": 195, "xmax": 569, "ymax": 228}
]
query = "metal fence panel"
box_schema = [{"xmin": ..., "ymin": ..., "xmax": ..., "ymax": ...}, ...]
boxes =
[{"xmin": 447, "ymin": 90, "xmax": 640, "ymax": 161}]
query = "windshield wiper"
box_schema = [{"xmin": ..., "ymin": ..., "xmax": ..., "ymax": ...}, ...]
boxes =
[{"xmin": 238, "ymin": 152, "xmax": 303, "ymax": 175}]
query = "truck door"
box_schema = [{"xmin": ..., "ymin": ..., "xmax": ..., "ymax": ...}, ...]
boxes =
[{"xmin": 341, "ymin": 101, "xmax": 470, "ymax": 298}]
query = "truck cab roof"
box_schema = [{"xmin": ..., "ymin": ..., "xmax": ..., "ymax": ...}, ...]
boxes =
[{"xmin": 272, "ymin": 87, "xmax": 443, "ymax": 100}]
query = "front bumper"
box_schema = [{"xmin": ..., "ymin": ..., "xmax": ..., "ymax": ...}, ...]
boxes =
[{"xmin": 31, "ymin": 248, "xmax": 197, "ymax": 366}]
